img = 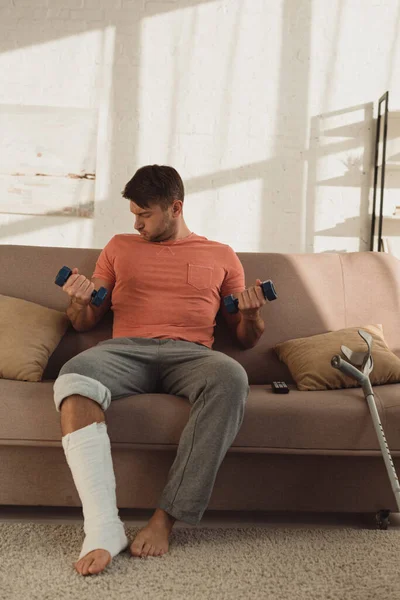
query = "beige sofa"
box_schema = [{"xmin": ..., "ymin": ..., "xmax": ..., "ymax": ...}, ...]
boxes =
[{"xmin": 1, "ymin": 245, "xmax": 400, "ymax": 528}]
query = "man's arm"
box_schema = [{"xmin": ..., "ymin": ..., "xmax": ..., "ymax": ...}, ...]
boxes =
[
  {"xmin": 66, "ymin": 277, "xmax": 113, "ymax": 332},
  {"xmin": 235, "ymin": 310, "xmax": 265, "ymax": 349},
  {"xmin": 221, "ymin": 278, "xmax": 266, "ymax": 349}
]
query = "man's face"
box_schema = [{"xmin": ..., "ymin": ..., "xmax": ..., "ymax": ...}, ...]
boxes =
[{"xmin": 130, "ymin": 200, "xmax": 176, "ymax": 243}]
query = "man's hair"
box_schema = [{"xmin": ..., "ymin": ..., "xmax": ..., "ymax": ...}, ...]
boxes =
[{"xmin": 121, "ymin": 165, "xmax": 184, "ymax": 211}]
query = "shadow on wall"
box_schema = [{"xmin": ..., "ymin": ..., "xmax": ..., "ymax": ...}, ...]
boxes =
[
  {"xmin": 259, "ymin": 0, "xmax": 312, "ymax": 254},
  {"xmin": 0, "ymin": 0, "xmax": 306, "ymax": 252},
  {"xmin": 0, "ymin": 0, "xmax": 214, "ymax": 246},
  {"xmin": 0, "ymin": 0, "xmax": 397, "ymax": 254},
  {"xmin": 306, "ymin": 103, "xmax": 375, "ymax": 253},
  {"xmin": 311, "ymin": 108, "xmax": 400, "ymax": 254}
]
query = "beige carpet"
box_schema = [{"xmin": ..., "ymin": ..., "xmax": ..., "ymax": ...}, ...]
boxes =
[{"xmin": 1, "ymin": 522, "xmax": 400, "ymax": 600}]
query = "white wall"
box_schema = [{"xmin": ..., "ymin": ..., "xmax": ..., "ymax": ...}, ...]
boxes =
[{"xmin": 0, "ymin": 0, "xmax": 399, "ymax": 253}]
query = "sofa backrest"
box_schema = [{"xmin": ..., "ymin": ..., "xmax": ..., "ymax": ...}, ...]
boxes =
[{"xmin": 1, "ymin": 245, "xmax": 400, "ymax": 385}]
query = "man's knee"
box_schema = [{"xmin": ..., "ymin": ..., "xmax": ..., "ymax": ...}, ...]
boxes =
[
  {"xmin": 207, "ymin": 355, "xmax": 249, "ymax": 404},
  {"xmin": 54, "ymin": 372, "xmax": 111, "ymax": 413},
  {"xmin": 213, "ymin": 356, "xmax": 248, "ymax": 389}
]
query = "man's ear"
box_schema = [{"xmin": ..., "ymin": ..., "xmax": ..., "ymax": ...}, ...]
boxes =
[{"xmin": 173, "ymin": 201, "xmax": 182, "ymax": 214}]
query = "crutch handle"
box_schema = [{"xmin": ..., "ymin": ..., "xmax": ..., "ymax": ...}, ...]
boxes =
[{"xmin": 331, "ymin": 355, "xmax": 366, "ymax": 383}]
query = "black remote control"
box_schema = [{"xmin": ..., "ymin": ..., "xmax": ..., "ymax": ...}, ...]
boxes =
[{"xmin": 272, "ymin": 381, "xmax": 289, "ymax": 394}]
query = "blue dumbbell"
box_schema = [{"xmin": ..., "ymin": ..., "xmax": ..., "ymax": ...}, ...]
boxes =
[
  {"xmin": 223, "ymin": 280, "xmax": 277, "ymax": 314},
  {"xmin": 55, "ymin": 266, "xmax": 108, "ymax": 307}
]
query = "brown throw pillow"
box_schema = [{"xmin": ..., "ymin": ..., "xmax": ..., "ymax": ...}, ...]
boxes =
[
  {"xmin": 274, "ymin": 324, "xmax": 400, "ymax": 391},
  {"xmin": 0, "ymin": 294, "xmax": 70, "ymax": 382}
]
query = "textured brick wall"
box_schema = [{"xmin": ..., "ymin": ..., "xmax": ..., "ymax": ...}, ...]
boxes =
[{"xmin": 0, "ymin": 0, "xmax": 399, "ymax": 253}]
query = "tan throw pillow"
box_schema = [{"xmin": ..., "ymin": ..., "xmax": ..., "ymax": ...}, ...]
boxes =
[
  {"xmin": 274, "ymin": 324, "xmax": 400, "ymax": 391},
  {"xmin": 0, "ymin": 294, "xmax": 70, "ymax": 382}
]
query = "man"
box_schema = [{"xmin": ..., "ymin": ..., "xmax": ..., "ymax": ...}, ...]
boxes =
[{"xmin": 54, "ymin": 165, "xmax": 266, "ymax": 576}]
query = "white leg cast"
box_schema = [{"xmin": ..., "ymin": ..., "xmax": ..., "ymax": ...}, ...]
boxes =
[{"xmin": 62, "ymin": 422, "xmax": 129, "ymax": 561}]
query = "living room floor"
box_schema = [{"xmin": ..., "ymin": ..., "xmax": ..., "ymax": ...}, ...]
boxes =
[{"xmin": 1, "ymin": 506, "xmax": 399, "ymax": 530}]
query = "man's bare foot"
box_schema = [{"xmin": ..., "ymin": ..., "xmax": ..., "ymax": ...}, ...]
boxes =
[
  {"xmin": 130, "ymin": 508, "xmax": 176, "ymax": 558},
  {"xmin": 74, "ymin": 549, "xmax": 111, "ymax": 576}
]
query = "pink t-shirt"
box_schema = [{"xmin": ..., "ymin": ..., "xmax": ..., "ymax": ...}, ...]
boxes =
[{"xmin": 92, "ymin": 232, "xmax": 245, "ymax": 348}]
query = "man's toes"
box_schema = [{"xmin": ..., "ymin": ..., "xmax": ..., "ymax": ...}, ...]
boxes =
[
  {"xmin": 147, "ymin": 546, "xmax": 166, "ymax": 558},
  {"xmin": 130, "ymin": 540, "xmax": 144, "ymax": 558},
  {"xmin": 74, "ymin": 559, "xmax": 86, "ymax": 575},
  {"xmin": 82, "ymin": 559, "xmax": 94, "ymax": 576},
  {"xmin": 74, "ymin": 559, "xmax": 87, "ymax": 575},
  {"xmin": 74, "ymin": 554, "xmax": 111, "ymax": 576},
  {"xmin": 141, "ymin": 543, "xmax": 153, "ymax": 558},
  {"xmin": 84, "ymin": 558, "xmax": 107, "ymax": 576},
  {"xmin": 147, "ymin": 545, "xmax": 158, "ymax": 557},
  {"xmin": 87, "ymin": 560, "xmax": 102, "ymax": 575}
]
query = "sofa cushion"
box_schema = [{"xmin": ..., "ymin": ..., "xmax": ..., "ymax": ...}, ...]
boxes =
[
  {"xmin": 0, "ymin": 294, "xmax": 70, "ymax": 382},
  {"xmin": 274, "ymin": 324, "xmax": 400, "ymax": 391},
  {"xmin": 0, "ymin": 378, "xmax": 398, "ymax": 454}
]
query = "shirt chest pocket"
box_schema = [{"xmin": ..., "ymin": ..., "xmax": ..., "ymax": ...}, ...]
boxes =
[{"xmin": 187, "ymin": 264, "xmax": 213, "ymax": 290}]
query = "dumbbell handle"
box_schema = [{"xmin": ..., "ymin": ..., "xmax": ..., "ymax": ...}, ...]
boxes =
[
  {"xmin": 54, "ymin": 266, "xmax": 108, "ymax": 307},
  {"xmin": 223, "ymin": 279, "xmax": 277, "ymax": 314}
]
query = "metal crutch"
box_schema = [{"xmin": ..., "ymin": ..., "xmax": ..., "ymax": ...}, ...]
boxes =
[{"xmin": 331, "ymin": 329, "xmax": 400, "ymax": 527}]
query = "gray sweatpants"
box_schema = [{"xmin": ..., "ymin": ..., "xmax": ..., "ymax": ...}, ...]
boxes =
[{"xmin": 53, "ymin": 337, "xmax": 250, "ymax": 525}]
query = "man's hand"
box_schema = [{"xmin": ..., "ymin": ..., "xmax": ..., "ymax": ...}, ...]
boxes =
[{"xmin": 235, "ymin": 279, "xmax": 266, "ymax": 320}]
